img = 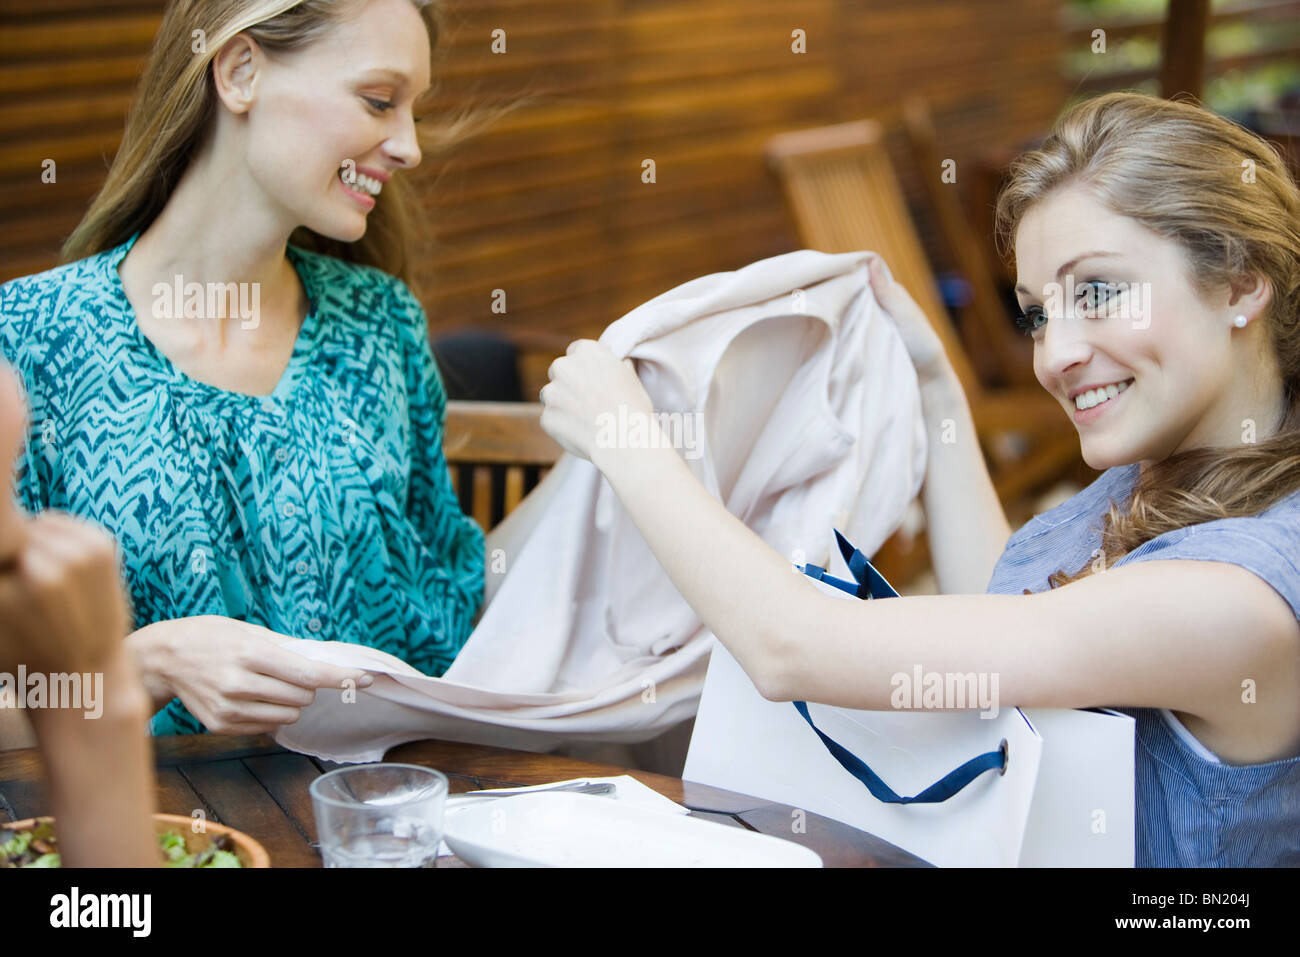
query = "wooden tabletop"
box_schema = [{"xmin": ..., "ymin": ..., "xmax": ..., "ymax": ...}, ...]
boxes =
[{"xmin": 0, "ymin": 734, "xmax": 930, "ymax": 868}]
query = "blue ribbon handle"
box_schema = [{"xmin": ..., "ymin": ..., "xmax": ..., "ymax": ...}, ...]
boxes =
[
  {"xmin": 800, "ymin": 529, "xmax": 901, "ymax": 600},
  {"xmin": 793, "ymin": 529, "xmax": 1008, "ymax": 804}
]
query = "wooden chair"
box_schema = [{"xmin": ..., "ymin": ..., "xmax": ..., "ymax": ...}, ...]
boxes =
[
  {"xmin": 899, "ymin": 96, "xmax": 1037, "ymax": 390},
  {"xmin": 444, "ymin": 400, "xmax": 562, "ymax": 530},
  {"xmin": 765, "ymin": 119, "xmax": 1086, "ymax": 583}
]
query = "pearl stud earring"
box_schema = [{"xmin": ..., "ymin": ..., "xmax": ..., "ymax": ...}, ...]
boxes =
[{"xmin": 1233, "ymin": 314, "xmax": 1249, "ymax": 328}]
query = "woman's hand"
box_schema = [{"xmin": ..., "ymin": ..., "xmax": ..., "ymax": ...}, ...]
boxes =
[
  {"xmin": 0, "ymin": 511, "xmax": 132, "ymax": 677},
  {"xmin": 136, "ymin": 616, "xmax": 374, "ymax": 735},
  {"xmin": 865, "ymin": 252, "xmax": 954, "ymax": 388},
  {"xmin": 538, "ymin": 339, "xmax": 654, "ymax": 465}
]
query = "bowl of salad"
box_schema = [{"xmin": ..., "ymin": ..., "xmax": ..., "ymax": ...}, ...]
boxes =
[{"xmin": 1, "ymin": 813, "xmax": 270, "ymax": 868}]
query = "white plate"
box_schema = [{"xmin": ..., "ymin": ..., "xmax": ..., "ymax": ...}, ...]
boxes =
[{"xmin": 441, "ymin": 791, "xmax": 823, "ymax": 867}]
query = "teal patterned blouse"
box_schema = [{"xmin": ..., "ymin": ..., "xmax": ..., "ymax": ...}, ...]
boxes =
[{"xmin": 0, "ymin": 233, "xmax": 485, "ymax": 735}]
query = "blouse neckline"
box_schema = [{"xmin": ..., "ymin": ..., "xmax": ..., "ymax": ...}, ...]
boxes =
[{"xmin": 105, "ymin": 230, "xmax": 324, "ymax": 407}]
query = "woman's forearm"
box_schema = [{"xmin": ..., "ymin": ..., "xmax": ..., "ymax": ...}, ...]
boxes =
[
  {"xmin": 918, "ymin": 367, "xmax": 1013, "ymax": 595},
  {"xmin": 27, "ymin": 653, "xmax": 159, "ymax": 867},
  {"xmin": 593, "ymin": 435, "xmax": 819, "ymax": 697}
]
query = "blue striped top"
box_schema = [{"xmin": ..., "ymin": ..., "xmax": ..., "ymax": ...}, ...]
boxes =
[
  {"xmin": 0, "ymin": 233, "xmax": 485, "ymax": 735},
  {"xmin": 986, "ymin": 462, "xmax": 1300, "ymax": 866}
]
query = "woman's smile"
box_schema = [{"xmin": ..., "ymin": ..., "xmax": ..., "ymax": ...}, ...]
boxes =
[
  {"xmin": 1071, "ymin": 377, "xmax": 1134, "ymax": 424},
  {"xmin": 337, "ymin": 169, "xmax": 379, "ymax": 209}
]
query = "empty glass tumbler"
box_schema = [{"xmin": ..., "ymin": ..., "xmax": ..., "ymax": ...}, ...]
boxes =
[{"xmin": 310, "ymin": 763, "xmax": 449, "ymax": 867}]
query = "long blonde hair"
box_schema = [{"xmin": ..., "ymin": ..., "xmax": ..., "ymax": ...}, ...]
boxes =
[
  {"xmin": 994, "ymin": 92, "xmax": 1300, "ymax": 588},
  {"xmin": 62, "ymin": 0, "xmax": 456, "ymax": 287}
]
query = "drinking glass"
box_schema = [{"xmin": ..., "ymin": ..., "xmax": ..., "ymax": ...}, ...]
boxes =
[{"xmin": 310, "ymin": 763, "xmax": 449, "ymax": 868}]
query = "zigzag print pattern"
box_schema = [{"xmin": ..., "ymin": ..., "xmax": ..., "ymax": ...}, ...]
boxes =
[{"xmin": 0, "ymin": 233, "xmax": 485, "ymax": 735}]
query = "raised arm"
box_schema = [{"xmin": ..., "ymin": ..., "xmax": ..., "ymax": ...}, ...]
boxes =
[
  {"xmin": 917, "ymin": 368, "xmax": 1013, "ymax": 594},
  {"xmin": 539, "ymin": 340, "xmax": 1300, "ymax": 764},
  {"xmin": 864, "ymin": 254, "xmax": 1011, "ymax": 594}
]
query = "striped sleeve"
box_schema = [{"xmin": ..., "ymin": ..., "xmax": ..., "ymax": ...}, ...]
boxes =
[{"xmin": 1113, "ymin": 513, "xmax": 1300, "ymax": 622}]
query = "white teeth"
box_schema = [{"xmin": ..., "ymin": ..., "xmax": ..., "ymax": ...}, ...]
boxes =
[
  {"xmin": 1074, "ymin": 379, "xmax": 1131, "ymax": 410},
  {"xmin": 340, "ymin": 169, "xmax": 383, "ymax": 196}
]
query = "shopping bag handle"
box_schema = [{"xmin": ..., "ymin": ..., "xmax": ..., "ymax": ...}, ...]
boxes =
[
  {"xmin": 794, "ymin": 530, "xmax": 1008, "ymax": 804},
  {"xmin": 800, "ymin": 529, "xmax": 900, "ymax": 600}
]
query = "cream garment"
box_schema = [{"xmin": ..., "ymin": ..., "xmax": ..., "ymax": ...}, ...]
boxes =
[{"xmin": 273, "ymin": 250, "xmax": 928, "ymax": 763}]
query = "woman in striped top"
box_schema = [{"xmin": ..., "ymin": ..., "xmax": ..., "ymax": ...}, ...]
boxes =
[
  {"xmin": 539, "ymin": 92, "xmax": 1300, "ymax": 866},
  {"xmin": 0, "ymin": 0, "xmax": 485, "ymax": 737}
]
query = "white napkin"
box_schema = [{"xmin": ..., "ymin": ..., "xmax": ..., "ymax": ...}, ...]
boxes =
[{"xmin": 436, "ymin": 775, "xmax": 687, "ymax": 857}]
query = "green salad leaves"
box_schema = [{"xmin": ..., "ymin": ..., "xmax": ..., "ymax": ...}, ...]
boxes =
[{"xmin": 1, "ymin": 821, "xmax": 243, "ymax": 868}]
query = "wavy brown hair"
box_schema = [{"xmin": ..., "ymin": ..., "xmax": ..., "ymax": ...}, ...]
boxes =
[
  {"xmin": 61, "ymin": 0, "xmax": 476, "ymax": 288},
  {"xmin": 994, "ymin": 92, "xmax": 1300, "ymax": 588}
]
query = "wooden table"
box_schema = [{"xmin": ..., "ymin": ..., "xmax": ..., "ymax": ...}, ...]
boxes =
[{"xmin": 0, "ymin": 734, "xmax": 930, "ymax": 867}]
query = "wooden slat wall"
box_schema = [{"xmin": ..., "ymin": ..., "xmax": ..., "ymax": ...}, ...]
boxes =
[{"xmin": 0, "ymin": 0, "xmax": 1064, "ymax": 345}]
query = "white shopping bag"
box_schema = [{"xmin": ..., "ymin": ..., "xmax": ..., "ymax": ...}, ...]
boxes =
[
  {"xmin": 683, "ymin": 641, "xmax": 1134, "ymax": 867},
  {"xmin": 684, "ymin": 531, "xmax": 1134, "ymax": 867},
  {"xmin": 1019, "ymin": 707, "xmax": 1135, "ymax": 867},
  {"xmin": 684, "ymin": 640, "xmax": 1038, "ymax": 867}
]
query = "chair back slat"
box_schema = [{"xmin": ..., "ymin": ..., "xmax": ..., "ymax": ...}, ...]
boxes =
[
  {"xmin": 471, "ymin": 466, "xmax": 493, "ymax": 530},
  {"xmin": 504, "ymin": 466, "xmax": 526, "ymax": 515},
  {"xmin": 444, "ymin": 401, "xmax": 561, "ymax": 530},
  {"xmin": 900, "ymin": 96, "xmax": 1036, "ymax": 388}
]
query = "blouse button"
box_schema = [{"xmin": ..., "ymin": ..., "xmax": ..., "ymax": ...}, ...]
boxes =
[
  {"xmin": 282, "ymin": 502, "xmax": 296, "ymax": 518},
  {"xmin": 275, "ymin": 447, "xmax": 289, "ymax": 463},
  {"xmin": 307, "ymin": 617, "xmax": 323, "ymax": 633},
  {"xmin": 295, "ymin": 560, "xmax": 310, "ymax": 576}
]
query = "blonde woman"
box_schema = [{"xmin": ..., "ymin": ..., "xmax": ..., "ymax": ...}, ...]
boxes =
[
  {"xmin": 0, "ymin": 0, "xmax": 484, "ymax": 736},
  {"xmin": 540, "ymin": 93, "xmax": 1300, "ymax": 866}
]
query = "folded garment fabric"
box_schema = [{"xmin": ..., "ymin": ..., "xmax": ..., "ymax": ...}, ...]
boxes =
[{"xmin": 274, "ymin": 249, "xmax": 928, "ymax": 763}]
